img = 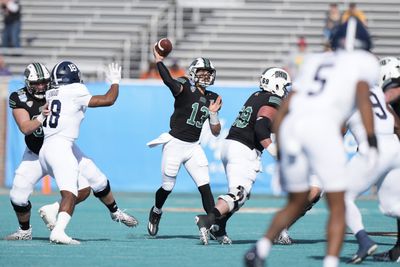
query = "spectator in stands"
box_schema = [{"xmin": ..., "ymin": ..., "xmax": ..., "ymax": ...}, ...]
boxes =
[
  {"xmin": 169, "ymin": 59, "xmax": 186, "ymax": 78},
  {"xmin": 284, "ymin": 36, "xmax": 308, "ymax": 79},
  {"xmin": 0, "ymin": 55, "xmax": 11, "ymax": 75},
  {"xmin": 323, "ymin": 3, "xmax": 341, "ymax": 42},
  {"xmin": 342, "ymin": 2, "xmax": 367, "ymax": 26},
  {"xmin": 1, "ymin": 0, "xmax": 22, "ymax": 48},
  {"xmin": 140, "ymin": 62, "xmax": 161, "ymax": 80}
]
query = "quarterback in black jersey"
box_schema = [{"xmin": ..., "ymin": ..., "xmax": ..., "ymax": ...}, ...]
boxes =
[
  {"xmin": 5, "ymin": 62, "xmax": 138, "ymax": 242},
  {"xmin": 195, "ymin": 67, "xmax": 291, "ymax": 245},
  {"xmin": 147, "ymin": 46, "xmax": 222, "ymax": 237}
]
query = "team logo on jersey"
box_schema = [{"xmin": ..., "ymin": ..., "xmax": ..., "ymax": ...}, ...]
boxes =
[
  {"xmin": 26, "ymin": 101, "xmax": 33, "ymax": 107},
  {"xmin": 199, "ymin": 96, "xmax": 206, "ymax": 104},
  {"xmin": 190, "ymin": 85, "xmax": 196, "ymax": 92},
  {"xmin": 18, "ymin": 93, "xmax": 27, "ymax": 102}
]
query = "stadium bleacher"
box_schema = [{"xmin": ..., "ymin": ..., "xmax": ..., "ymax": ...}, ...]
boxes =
[{"xmin": 0, "ymin": 0, "xmax": 399, "ymax": 82}]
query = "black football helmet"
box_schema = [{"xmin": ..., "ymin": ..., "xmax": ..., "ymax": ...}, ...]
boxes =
[
  {"xmin": 330, "ymin": 17, "xmax": 372, "ymax": 51},
  {"xmin": 24, "ymin": 62, "xmax": 51, "ymax": 100},
  {"xmin": 51, "ymin": 61, "xmax": 82, "ymax": 87}
]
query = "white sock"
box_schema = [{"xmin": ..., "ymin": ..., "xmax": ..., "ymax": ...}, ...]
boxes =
[
  {"xmin": 54, "ymin": 212, "xmax": 71, "ymax": 232},
  {"xmin": 256, "ymin": 237, "xmax": 272, "ymax": 259},
  {"xmin": 323, "ymin": 255, "xmax": 339, "ymax": 267},
  {"xmin": 53, "ymin": 201, "xmax": 60, "ymax": 209}
]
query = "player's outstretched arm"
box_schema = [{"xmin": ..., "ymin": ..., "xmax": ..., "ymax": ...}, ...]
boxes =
[
  {"xmin": 153, "ymin": 45, "xmax": 183, "ymax": 96},
  {"xmin": 89, "ymin": 63, "xmax": 121, "ymax": 107}
]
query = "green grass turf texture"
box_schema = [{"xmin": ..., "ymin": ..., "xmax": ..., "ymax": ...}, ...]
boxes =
[{"xmin": 0, "ymin": 192, "xmax": 397, "ymax": 267}]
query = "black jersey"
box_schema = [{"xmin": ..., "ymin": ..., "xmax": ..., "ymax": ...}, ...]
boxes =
[
  {"xmin": 391, "ymin": 101, "xmax": 399, "ymax": 118},
  {"xmin": 227, "ymin": 90, "xmax": 282, "ymax": 152},
  {"xmin": 169, "ymin": 77, "xmax": 219, "ymax": 142},
  {"xmin": 9, "ymin": 88, "xmax": 46, "ymax": 155}
]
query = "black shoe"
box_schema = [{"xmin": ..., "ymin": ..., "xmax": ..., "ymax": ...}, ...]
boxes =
[
  {"xmin": 373, "ymin": 246, "xmax": 400, "ymax": 262},
  {"xmin": 210, "ymin": 224, "xmax": 232, "ymax": 244},
  {"xmin": 147, "ymin": 206, "xmax": 162, "ymax": 236},
  {"xmin": 244, "ymin": 245, "xmax": 265, "ymax": 267},
  {"xmin": 347, "ymin": 242, "xmax": 378, "ymax": 264},
  {"xmin": 195, "ymin": 215, "xmax": 211, "ymax": 245}
]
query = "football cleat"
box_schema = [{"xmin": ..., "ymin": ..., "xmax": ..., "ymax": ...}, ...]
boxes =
[
  {"xmin": 195, "ymin": 215, "xmax": 211, "ymax": 245},
  {"xmin": 38, "ymin": 202, "xmax": 59, "ymax": 231},
  {"xmin": 50, "ymin": 229, "xmax": 80, "ymax": 245},
  {"xmin": 244, "ymin": 245, "xmax": 265, "ymax": 267},
  {"xmin": 373, "ymin": 247, "xmax": 400, "ymax": 262},
  {"xmin": 273, "ymin": 229, "xmax": 293, "ymax": 245},
  {"xmin": 147, "ymin": 206, "xmax": 162, "ymax": 236},
  {"xmin": 347, "ymin": 242, "xmax": 378, "ymax": 264},
  {"xmin": 210, "ymin": 224, "xmax": 232, "ymax": 245},
  {"xmin": 4, "ymin": 226, "xmax": 32, "ymax": 240},
  {"xmin": 111, "ymin": 209, "xmax": 138, "ymax": 227}
]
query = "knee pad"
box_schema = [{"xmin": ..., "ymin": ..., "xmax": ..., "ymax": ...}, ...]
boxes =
[
  {"xmin": 93, "ymin": 180, "xmax": 111, "ymax": 198},
  {"xmin": 162, "ymin": 175, "xmax": 176, "ymax": 191},
  {"xmin": 10, "ymin": 180, "xmax": 34, "ymax": 207},
  {"xmin": 11, "ymin": 200, "xmax": 32, "ymax": 213},
  {"xmin": 218, "ymin": 186, "xmax": 248, "ymax": 212}
]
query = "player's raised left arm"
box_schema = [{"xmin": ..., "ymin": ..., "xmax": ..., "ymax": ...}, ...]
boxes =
[
  {"xmin": 89, "ymin": 63, "xmax": 121, "ymax": 107},
  {"xmin": 208, "ymin": 96, "xmax": 222, "ymax": 136}
]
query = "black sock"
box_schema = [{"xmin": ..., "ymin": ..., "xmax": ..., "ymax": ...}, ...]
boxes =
[
  {"xmin": 106, "ymin": 201, "xmax": 118, "ymax": 213},
  {"xmin": 19, "ymin": 221, "xmax": 30, "ymax": 231},
  {"xmin": 211, "ymin": 207, "xmax": 221, "ymax": 218},
  {"xmin": 198, "ymin": 184, "xmax": 215, "ymax": 214},
  {"xmin": 396, "ymin": 219, "xmax": 400, "ymax": 247},
  {"xmin": 155, "ymin": 187, "xmax": 171, "ymax": 209}
]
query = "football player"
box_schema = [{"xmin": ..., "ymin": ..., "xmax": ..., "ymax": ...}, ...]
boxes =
[
  {"xmin": 244, "ymin": 17, "xmax": 379, "ymax": 267},
  {"xmin": 6, "ymin": 62, "xmax": 138, "ymax": 242},
  {"xmin": 194, "ymin": 67, "xmax": 291, "ymax": 245},
  {"xmin": 371, "ymin": 56, "xmax": 400, "ymax": 263},
  {"xmin": 344, "ymin": 56, "xmax": 400, "ymax": 262},
  {"xmin": 146, "ymin": 46, "xmax": 222, "ymax": 236},
  {"xmin": 5, "ymin": 61, "xmax": 138, "ymax": 243}
]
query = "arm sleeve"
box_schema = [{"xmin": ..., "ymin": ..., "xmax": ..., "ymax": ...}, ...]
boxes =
[
  {"xmin": 255, "ymin": 117, "xmax": 272, "ymax": 142},
  {"xmin": 157, "ymin": 62, "xmax": 182, "ymax": 96}
]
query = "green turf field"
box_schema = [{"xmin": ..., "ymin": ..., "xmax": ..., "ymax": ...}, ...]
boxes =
[{"xmin": 0, "ymin": 192, "xmax": 397, "ymax": 267}]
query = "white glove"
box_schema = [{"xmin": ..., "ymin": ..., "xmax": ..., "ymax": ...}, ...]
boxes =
[{"xmin": 106, "ymin": 62, "xmax": 121, "ymax": 84}]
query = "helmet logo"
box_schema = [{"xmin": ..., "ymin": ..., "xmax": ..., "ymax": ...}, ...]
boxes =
[{"xmin": 68, "ymin": 64, "xmax": 78, "ymax": 72}]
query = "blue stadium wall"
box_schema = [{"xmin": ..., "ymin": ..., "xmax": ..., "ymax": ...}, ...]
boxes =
[{"xmin": 5, "ymin": 79, "xmax": 358, "ymax": 194}]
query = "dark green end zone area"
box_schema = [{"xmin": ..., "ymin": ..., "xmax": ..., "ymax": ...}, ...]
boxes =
[{"xmin": 0, "ymin": 193, "xmax": 397, "ymax": 267}]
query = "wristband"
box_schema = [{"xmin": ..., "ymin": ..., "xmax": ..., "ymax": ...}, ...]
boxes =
[
  {"xmin": 209, "ymin": 111, "xmax": 220, "ymax": 125},
  {"xmin": 367, "ymin": 134, "xmax": 377, "ymax": 148},
  {"xmin": 36, "ymin": 113, "xmax": 46, "ymax": 124}
]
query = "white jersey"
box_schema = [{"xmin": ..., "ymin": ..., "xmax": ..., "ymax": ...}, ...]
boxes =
[
  {"xmin": 43, "ymin": 83, "xmax": 92, "ymax": 141},
  {"xmin": 291, "ymin": 50, "xmax": 379, "ymax": 126},
  {"xmin": 348, "ymin": 85, "xmax": 395, "ymax": 146}
]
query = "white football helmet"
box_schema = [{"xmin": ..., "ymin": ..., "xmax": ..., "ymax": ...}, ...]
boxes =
[
  {"xmin": 188, "ymin": 57, "xmax": 216, "ymax": 88},
  {"xmin": 259, "ymin": 67, "xmax": 291, "ymax": 97},
  {"xmin": 24, "ymin": 63, "xmax": 51, "ymax": 100},
  {"xmin": 379, "ymin": 56, "xmax": 400, "ymax": 90}
]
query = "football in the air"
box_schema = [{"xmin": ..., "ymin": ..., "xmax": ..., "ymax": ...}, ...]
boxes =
[{"xmin": 154, "ymin": 38, "xmax": 173, "ymax": 57}]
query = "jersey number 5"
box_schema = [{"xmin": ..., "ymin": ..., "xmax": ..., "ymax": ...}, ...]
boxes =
[
  {"xmin": 308, "ymin": 63, "xmax": 334, "ymax": 96},
  {"xmin": 43, "ymin": 100, "xmax": 61, "ymax": 128}
]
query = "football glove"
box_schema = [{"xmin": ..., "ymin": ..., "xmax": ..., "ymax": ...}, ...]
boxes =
[{"xmin": 106, "ymin": 62, "xmax": 122, "ymax": 84}]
